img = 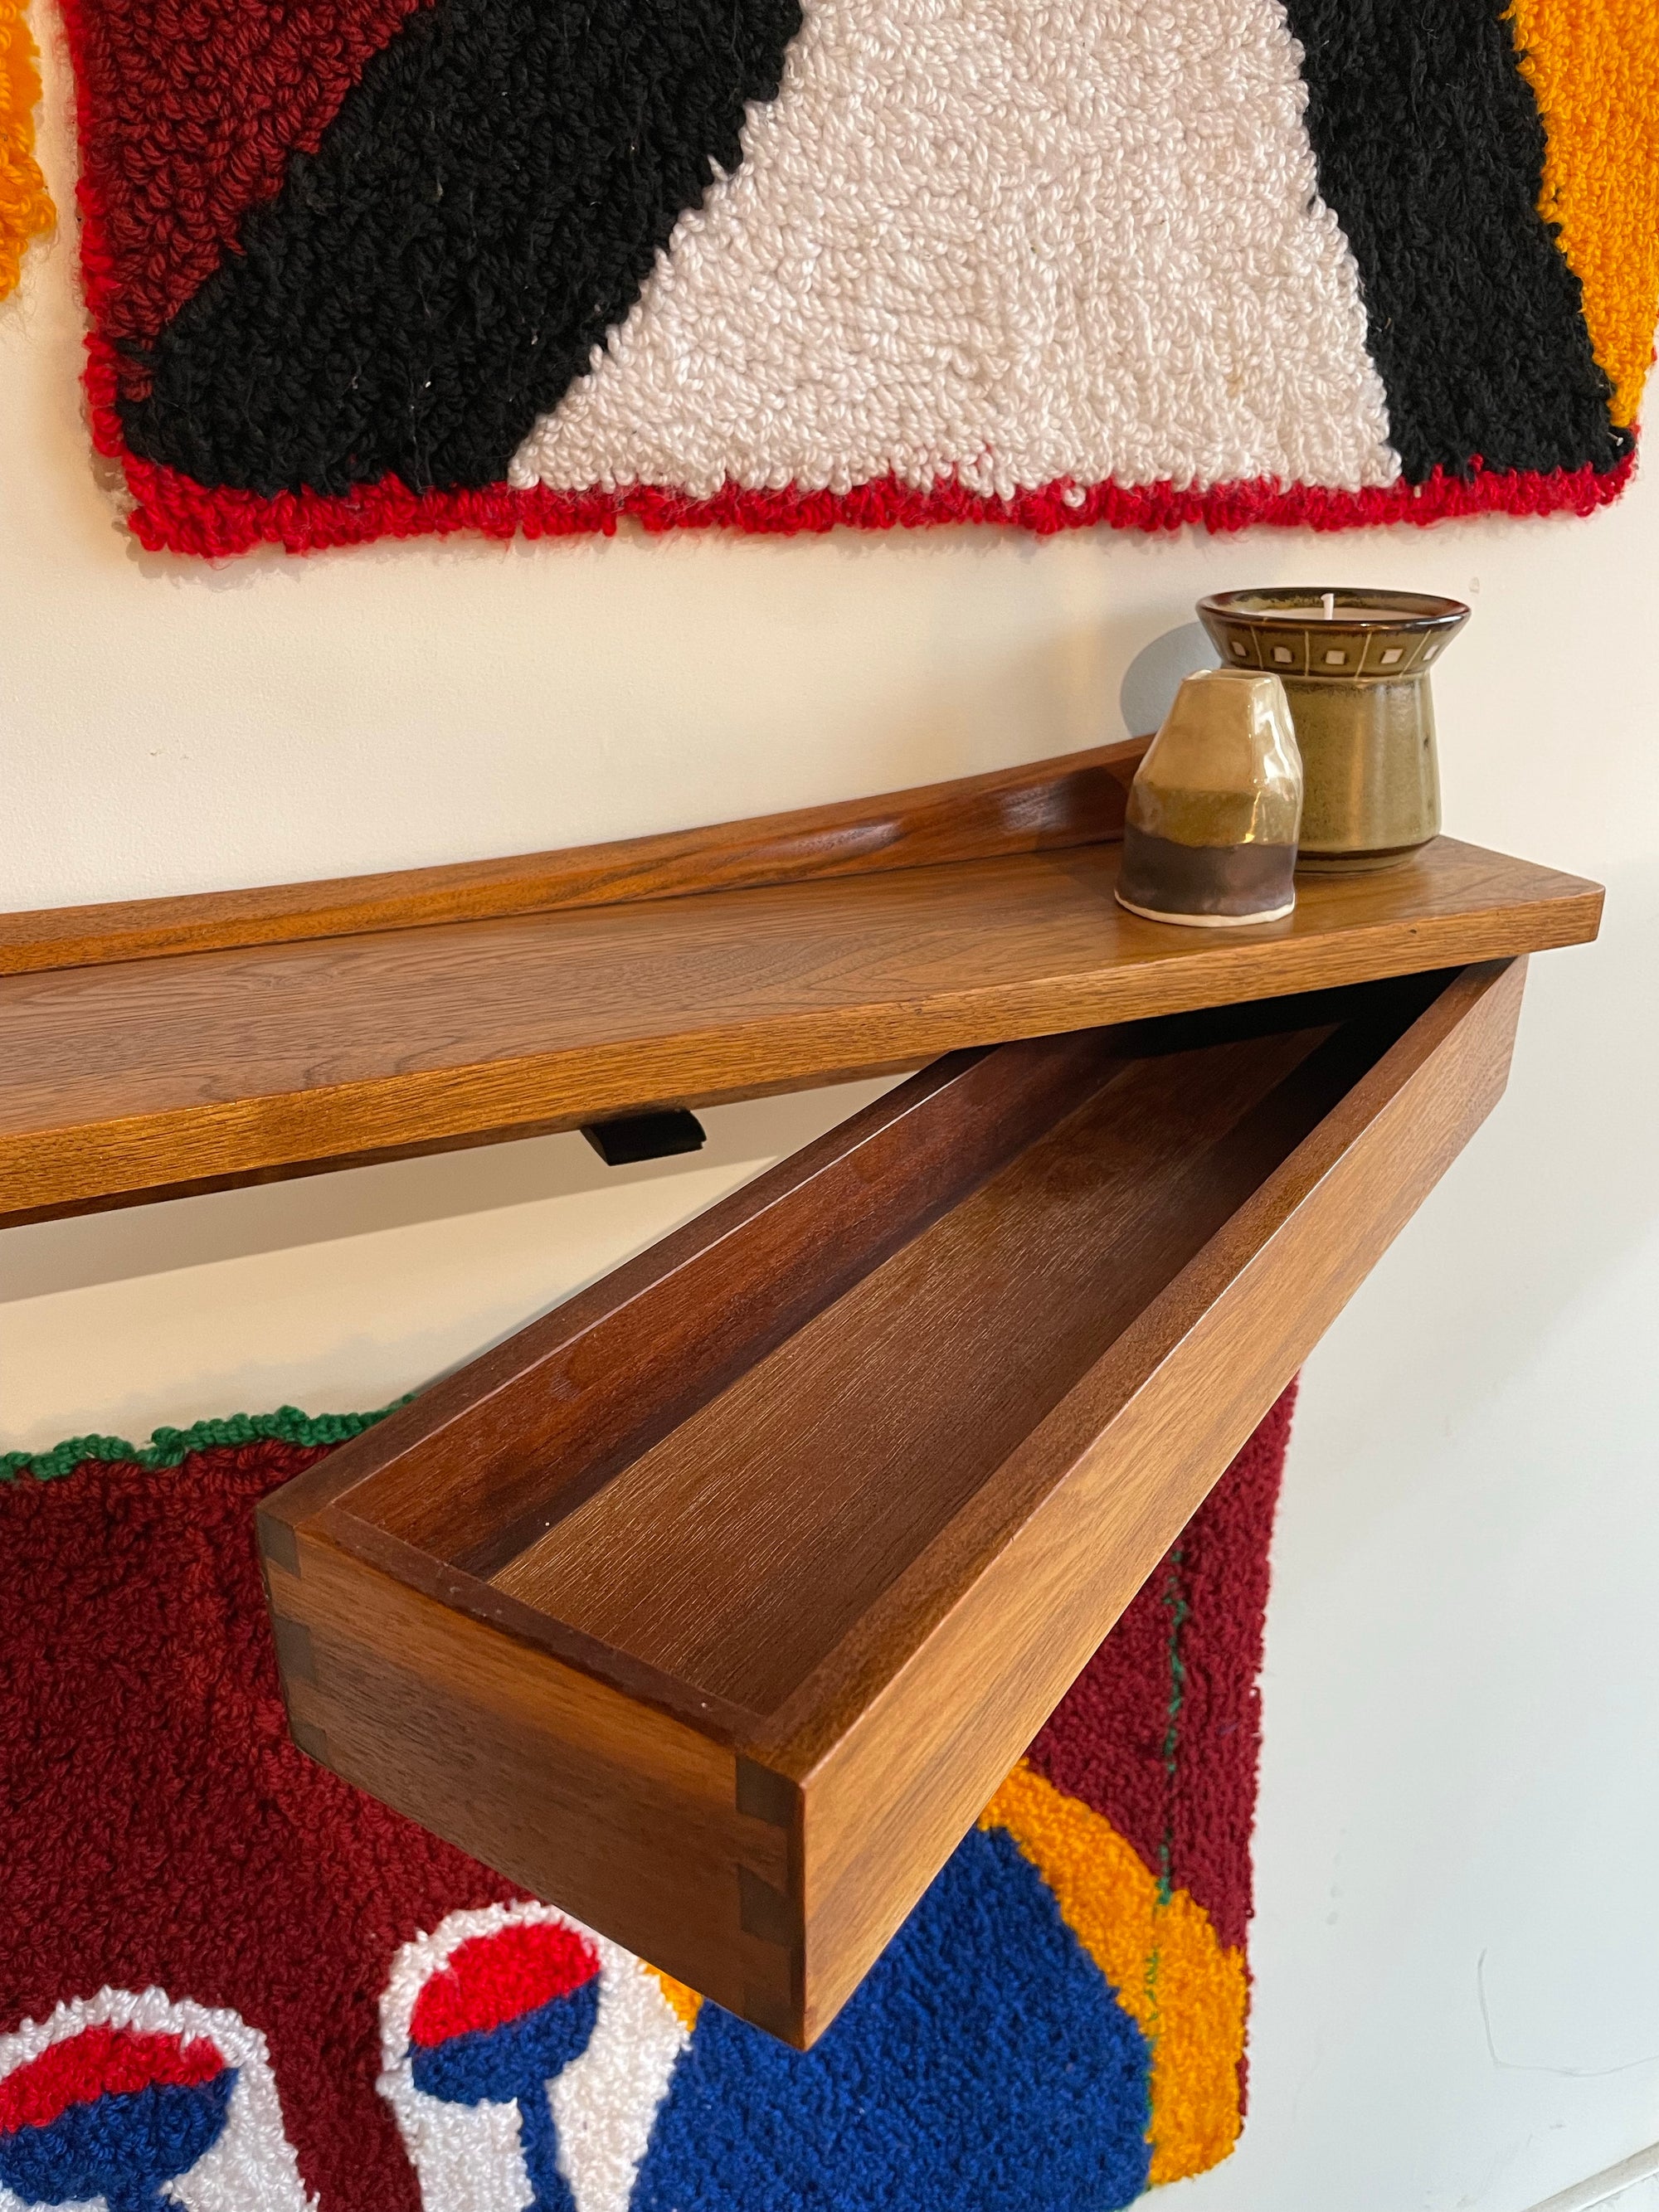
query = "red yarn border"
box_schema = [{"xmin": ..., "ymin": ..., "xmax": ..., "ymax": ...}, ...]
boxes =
[{"xmin": 109, "ymin": 427, "xmax": 1636, "ymax": 559}]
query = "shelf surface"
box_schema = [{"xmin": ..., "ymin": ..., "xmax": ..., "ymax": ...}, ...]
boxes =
[
  {"xmin": 261, "ymin": 960, "xmax": 1526, "ymax": 2044},
  {"xmin": 0, "ymin": 835, "xmax": 1599, "ymax": 1223}
]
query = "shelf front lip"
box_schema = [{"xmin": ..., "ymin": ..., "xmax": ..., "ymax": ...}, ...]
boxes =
[
  {"xmin": 0, "ymin": 741, "xmax": 1145, "ymax": 978},
  {"xmin": 0, "ymin": 837, "xmax": 1600, "ymax": 1220}
]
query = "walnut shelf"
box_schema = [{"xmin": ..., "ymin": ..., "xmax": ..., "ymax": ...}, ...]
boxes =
[
  {"xmin": 260, "ymin": 958, "xmax": 1527, "ymax": 2047},
  {"xmin": 0, "ymin": 758, "xmax": 1600, "ymax": 1226},
  {"xmin": 2, "ymin": 755, "xmax": 1600, "ymax": 2040}
]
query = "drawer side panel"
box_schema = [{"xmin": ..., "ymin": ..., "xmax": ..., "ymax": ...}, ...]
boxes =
[
  {"xmin": 259, "ymin": 1527, "xmax": 800, "ymax": 2027},
  {"xmin": 790, "ymin": 959, "xmax": 1525, "ymax": 2039}
]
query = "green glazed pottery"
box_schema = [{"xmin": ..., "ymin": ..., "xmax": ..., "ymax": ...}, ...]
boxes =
[{"xmin": 1196, "ymin": 588, "xmax": 1470, "ymax": 871}]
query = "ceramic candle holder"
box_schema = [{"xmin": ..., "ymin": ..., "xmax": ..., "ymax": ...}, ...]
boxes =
[
  {"xmin": 1196, "ymin": 588, "xmax": 1471, "ymax": 871},
  {"xmin": 1116, "ymin": 668, "xmax": 1302, "ymax": 927}
]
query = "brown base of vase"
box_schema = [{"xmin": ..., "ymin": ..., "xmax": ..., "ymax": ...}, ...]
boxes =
[{"xmin": 1117, "ymin": 825, "xmax": 1299, "ymax": 921}]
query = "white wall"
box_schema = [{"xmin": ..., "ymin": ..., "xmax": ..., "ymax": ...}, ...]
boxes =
[{"xmin": 4, "ymin": 25, "xmax": 1657, "ymax": 2210}]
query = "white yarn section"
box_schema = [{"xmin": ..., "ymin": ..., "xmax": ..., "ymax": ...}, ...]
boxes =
[
  {"xmin": 377, "ymin": 1901, "xmax": 689, "ymax": 2212},
  {"xmin": 509, "ymin": 0, "xmax": 1399, "ymax": 501},
  {"xmin": 0, "ymin": 1986, "xmax": 313, "ymax": 2212},
  {"xmin": 547, "ymin": 1948, "xmax": 688, "ymax": 2212}
]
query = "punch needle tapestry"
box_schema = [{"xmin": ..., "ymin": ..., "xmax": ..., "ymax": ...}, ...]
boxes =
[
  {"xmin": 0, "ymin": 0, "xmax": 51, "ymax": 299},
  {"xmin": 0, "ymin": 1388, "xmax": 1292, "ymax": 2210},
  {"xmin": 54, "ymin": 0, "xmax": 1659, "ymax": 554}
]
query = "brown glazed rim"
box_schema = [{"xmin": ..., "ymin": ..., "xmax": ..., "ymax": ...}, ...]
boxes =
[{"xmin": 1199, "ymin": 588, "xmax": 1472, "ymax": 632}]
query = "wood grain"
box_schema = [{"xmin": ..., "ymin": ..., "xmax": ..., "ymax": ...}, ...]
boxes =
[
  {"xmin": 492, "ymin": 1023, "xmax": 1339, "ymax": 1709},
  {"xmin": 259, "ymin": 1533, "xmax": 795, "ymax": 2025},
  {"xmin": 771, "ymin": 960, "xmax": 1525, "ymax": 2038},
  {"xmin": 0, "ymin": 835, "xmax": 1598, "ymax": 1223},
  {"xmin": 262, "ymin": 960, "xmax": 1525, "ymax": 2043},
  {"xmin": 320, "ymin": 1032, "xmax": 1127, "ymax": 1578},
  {"xmin": 0, "ymin": 743, "xmax": 1144, "ymax": 977}
]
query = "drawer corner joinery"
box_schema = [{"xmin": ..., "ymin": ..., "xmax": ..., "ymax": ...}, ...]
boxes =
[{"xmin": 260, "ymin": 957, "xmax": 1525, "ymax": 2047}]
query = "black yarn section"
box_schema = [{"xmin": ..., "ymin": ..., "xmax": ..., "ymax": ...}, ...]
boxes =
[
  {"xmin": 1281, "ymin": 0, "xmax": 1627, "ymax": 483},
  {"xmin": 119, "ymin": 0, "xmax": 802, "ymax": 494}
]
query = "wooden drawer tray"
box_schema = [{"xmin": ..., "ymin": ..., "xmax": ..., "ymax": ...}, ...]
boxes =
[{"xmin": 260, "ymin": 956, "xmax": 1526, "ymax": 2045}]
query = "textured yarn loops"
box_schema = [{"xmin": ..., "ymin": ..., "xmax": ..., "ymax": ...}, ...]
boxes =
[
  {"xmin": 54, "ymin": 0, "xmax": 1657, "ymax": 550},
  {"xmin": 1280, "ymin": 0, "xmax": 1627, "ymax": 482},
  {"xmin": 0, "ymin": 1991, "xmax": 310, "ymax": 2212},
  {"xmin": 0, "ymin": 0, "xmax": 51, "ymax": 299},
  {"xmin": 119, "ymin": 0, "xmax": 803, "ymax": 493},
  {"xmin": 1507, "ymin": 0, "xmax": 1659, "ymax": 425},
  {"xmin": 0, "ymin": 1400, "xmax": 405, "ymax": 1483},
  {"xmin": 0, "ymin": 1393, "xmax": 1294, "ymax": 2205},
  {"xmin": 509, "ymin": 0, "xmax": 1398, "ymax": 503}
]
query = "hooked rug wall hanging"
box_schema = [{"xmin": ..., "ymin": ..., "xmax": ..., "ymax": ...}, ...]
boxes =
[
  {"xmin": 0, "ymin": 1386, "xmax": 1292, "ymax": 2210},
  {"xmin": 53, "ymin": 0, "xmax": 1659, "ymax": 555},
  {"xmin": 0, "ymin": 0, "xmax": 51, "ymax": 299}
]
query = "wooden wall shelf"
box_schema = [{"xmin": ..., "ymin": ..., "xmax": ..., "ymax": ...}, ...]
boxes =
[
  {"xmin": 260, "ymin": 959, "xmax": 1528, "ymax": 2045},
  {"xmin": 0, "ymin": 739, "xmax": 1600, "ymax": 1226},
  {"xmin": 2, "ymin": 751, "xmax": 1601, "ymax": 2043}
]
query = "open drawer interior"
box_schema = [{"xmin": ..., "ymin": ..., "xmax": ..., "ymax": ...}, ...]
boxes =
[{"xmin": 260, "ymin": 956, "xmax": 1526, "ymax": 2045}]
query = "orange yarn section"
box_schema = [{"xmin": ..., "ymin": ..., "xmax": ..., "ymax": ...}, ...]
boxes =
[
  {"xmin": 0, "ymin": 0, "xmax": 52, "ymax": 299},
  {"xmin": 1508, "ymin": 0, "xmax": 1659, "ymax": 425},
  {"xmin": 644, "ymin": 1962, "xmax": 704, "ymax": 2035},
  {"xmin": 983, "ymin": 1762, "xmax": 1248, "ymax": 2188}
]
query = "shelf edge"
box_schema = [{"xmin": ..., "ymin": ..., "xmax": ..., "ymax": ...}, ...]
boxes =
[{"xmin": 0, "ymin": 741, "xmax": 1144, "ymax": 978}]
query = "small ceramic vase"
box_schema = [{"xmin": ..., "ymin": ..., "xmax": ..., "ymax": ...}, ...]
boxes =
[
  {"xmin": 1196, "ymin": 588, "xmax": 1471, "ymax": 871},
  {"xmin": 1116, "ymin": 668, "xmax": 1303, "ymax": 927}
]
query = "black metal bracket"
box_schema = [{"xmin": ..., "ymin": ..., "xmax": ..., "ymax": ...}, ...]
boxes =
[{"xmin": 581, "ymin": 1109, "xmax": 708, "ymax": 1166}]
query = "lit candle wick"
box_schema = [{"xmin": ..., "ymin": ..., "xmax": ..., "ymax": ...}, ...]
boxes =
[{"xmin": 1321, "ymin": 592, "xmax": 1335, "ymax": 620}]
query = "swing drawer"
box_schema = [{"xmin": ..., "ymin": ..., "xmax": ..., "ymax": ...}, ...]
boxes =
[{"xmin": 260, "ymin": 956, "xmax": 1525, "ymax": 2046}]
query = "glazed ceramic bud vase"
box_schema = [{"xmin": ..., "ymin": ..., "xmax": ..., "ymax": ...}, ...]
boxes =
[
  {"xmin": 1115, "ymin": 668, "xmax": 1303, "ymax": 927},
  {"xmin": 1196, "ymin": 588, "xmax": 1471, "ymax": 870}
]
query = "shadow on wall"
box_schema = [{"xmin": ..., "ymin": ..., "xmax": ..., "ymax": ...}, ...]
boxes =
[
  {"xmin": 0, "ymin": 1082, "xmax": 901, "ymax": 1302},
  {"xmin": 1292, "ymin": 852, "xmax": 1659, "ymax": 1484},
  {"xmin": 1117, "ymin": 620, "xmax": 1220, "ymax": 737},
  {"xmin": 847, "ymin": 609, "xmax": 1218, "ymax": 795}
]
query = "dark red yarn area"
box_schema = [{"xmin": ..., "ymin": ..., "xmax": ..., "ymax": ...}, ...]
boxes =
[
  {"xmin": 61, "ymin": 0, "xmax": 426, "ymax": 365},
  {"xmin": 1027, "ymin": 1386, "xmax": 1295, "ymax": 1957},
  {"xmin": 0, "ymin": 1437, "xmax": 518, "ymax": 2211},
  {"xmin": 0, "ymin": 1397, "xmax": 1291, "ymax": 2203},
  {"xmin": 118, "ymin": 446, "xmax": 1635, "ymax": 557}
]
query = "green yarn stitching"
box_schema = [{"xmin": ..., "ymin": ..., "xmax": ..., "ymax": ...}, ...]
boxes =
[
  {"xmin": 1144, "ymin": 1542, "xmax": 1192, "ymax": 2053},
  {"xmin": 1155, "ymin": 1545, "xmax": 1191, "ymax": 1908},
  {"xmin": 1, "ymin": 1399, "xmax": 411, "ymax": 1484}
]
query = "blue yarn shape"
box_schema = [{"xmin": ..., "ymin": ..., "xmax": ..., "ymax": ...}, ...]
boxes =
[
  {"xmin": 410, "ymin": 1983, "xmax": 601, "ymax": 2212},
  {"xmin": 634, "ymin": 1826, "xmax": 1153, "ymax": 2212},
  {"xmin": 0, "ymin": 2070, "xmax": 235, "ymax": 2212}
]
